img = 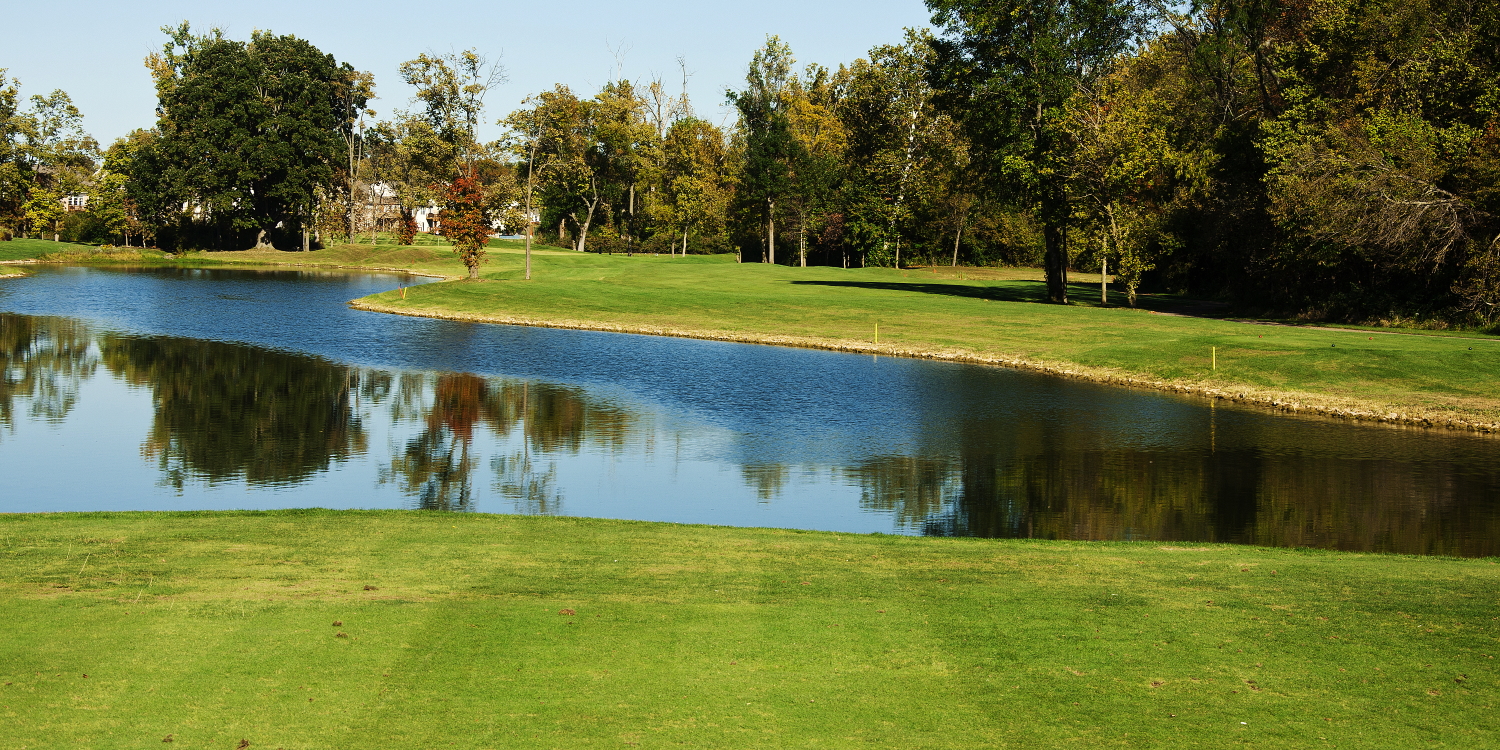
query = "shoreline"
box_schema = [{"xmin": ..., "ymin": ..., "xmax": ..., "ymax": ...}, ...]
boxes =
[{"xmin": 350, "ymin": 297, "xmax": 1500, "ymax": 435}]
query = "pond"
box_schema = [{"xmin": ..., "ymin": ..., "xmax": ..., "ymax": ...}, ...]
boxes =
[{"xmin": 1, "ymin": 265, "xmax": 1497, "ymax": 556}]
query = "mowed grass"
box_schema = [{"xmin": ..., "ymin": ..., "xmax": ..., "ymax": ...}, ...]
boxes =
[
  {"xmin": 305, "ymin": 244, "xmax": 1500, "ymax": 425},
  {"xmin": 1, "ymin": 510, "xmax": 1496, "ymax": 749},
  {"xmin": 215, "ymin": 233, "xmax": 517, "ymax": 279},
  {"xmin": 0, "ymin": 237, "xmax": 99, "ymax": 262}
]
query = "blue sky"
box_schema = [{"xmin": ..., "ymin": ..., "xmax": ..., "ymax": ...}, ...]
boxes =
[{"xmin": 5, "ymin": 0, "xmax": 933, "ymax": 146}]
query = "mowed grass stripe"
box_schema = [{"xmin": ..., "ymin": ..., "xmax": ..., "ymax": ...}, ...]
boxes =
[{"xmin": 0, "ymin": 510, "xmax": 1495, "ymax": 748}]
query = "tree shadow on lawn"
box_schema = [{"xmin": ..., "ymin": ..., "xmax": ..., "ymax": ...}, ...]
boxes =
[{"xmin": 788, "ymin": 278, "xmax": 1230, "ymax": 316}]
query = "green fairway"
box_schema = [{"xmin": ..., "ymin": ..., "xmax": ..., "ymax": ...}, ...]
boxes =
[
  {"xmin": 0, "ymin": 237, "xmax": 99, "ymax": 262},
  {"xmin": 0, "ymin": 510, "xmax": 1494, "ymax": 748},
  {"xmin": 250, "ymin": 242, "xmax": 1498, "ymax": 430}
]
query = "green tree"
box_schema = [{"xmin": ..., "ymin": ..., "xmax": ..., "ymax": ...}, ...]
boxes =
[
  {"xmin": 783, "ymin": 65, "xmax": 846, "ymax": 267},
  {"xmin": 142, "ymin": 24, "xmax": 351, "ymax": 250},
  {"xmin": 399, "ymin": 50, "xmax": 505, "ymax": 174},
  {"xmin": 22, "ymin": 188, "xmax": 62, "ymax": 240},
  {"xmin": 505, "ymin": 86, "xmax": 602, "ymax": 252},
  {"xmin": 729, "ymin": 36, "xmax": 799, "ymax": 264},
  {"xmin": 838, "ymin": 32, "xmax": 959, "ymax": 269},
  {"xmin": 929, "ymin": 0, "xmax": 1144, "ymax": 302},
  {"xmin": 659, "ymin": 118, "xmax": 734, "ymax": 255}
]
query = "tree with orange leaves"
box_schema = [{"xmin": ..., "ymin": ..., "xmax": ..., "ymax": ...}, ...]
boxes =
[{"xmin": 439, "ymin": 170, "xmax": 492, "ymax": 279}]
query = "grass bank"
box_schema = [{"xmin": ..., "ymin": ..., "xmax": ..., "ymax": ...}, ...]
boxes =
[
  {"xmin": 1, "ymin": 510, "xmax": 1495, "ymax": 748},
  {"xmin": 320, "ymin": 245, "xmax": 1500, "ymax": 432}
]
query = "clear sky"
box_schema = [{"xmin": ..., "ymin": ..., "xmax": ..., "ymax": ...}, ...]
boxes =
[{"xmin": 4, "ymin": 0, "xmax": 934, "ymax": 146}]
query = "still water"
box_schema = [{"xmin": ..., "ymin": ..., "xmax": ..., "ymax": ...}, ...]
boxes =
[{"xmin": 1, "ymin": 265, "xmax": 1497, "ymax": 556}]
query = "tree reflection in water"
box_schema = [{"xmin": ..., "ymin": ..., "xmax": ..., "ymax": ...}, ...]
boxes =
[
  {"xmin": 101, "ymin": 333, "xmax": 366, "ymax": 488},
  {"xmin": 0, "ymin": 314, "xmax": 97, "ymax": 432},
  {"xmin": 905, "ymin": 408, "xmax": 1500, "ymax": 558},
  {"xmin": 383, "ymin": 375, "xmax": 636, "ymax": 514},
  {"xmin": 386, "ymin": 373, "xmax": 486, "ymax": 511}
]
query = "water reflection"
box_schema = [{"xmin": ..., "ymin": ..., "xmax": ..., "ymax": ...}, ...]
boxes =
[
  {"xmin": 1, "ymin": 302, "xmax": 1498, "ymax": 557},
  {"xmin": 0, "ymin": 315, "xmax": 96, "ymax": 429},
  {"xmin": 101, "ymin": 334, "xmax": 367, "ymax": 488}
]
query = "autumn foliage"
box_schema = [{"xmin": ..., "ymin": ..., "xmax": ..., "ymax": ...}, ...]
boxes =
[
  {"xmin": 396, "ymin": 208, "xmax": 418, "ymax": 245},
  {"xmin": 439, "ymin": 170, "xmax": 491, "ymax": 279}
]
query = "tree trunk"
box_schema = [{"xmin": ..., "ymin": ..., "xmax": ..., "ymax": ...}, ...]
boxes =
[
  {"xmin": 1041, "ymin": 187, "xmax": 1069, "ymax": 304},
  {"xmin": 951, "ymin": 208, "xmax": 967, "ymax": 267},
  {"xmin": 681, "ymin": 229, "xmax": 687, "ymax": 257},
  {"xmin": 524, "ymin": 144, "xmax": 536, "ymax": 280},
  {"xmin": 1100, "ymin": 244, "xmax": 1108, "ymax": 306},
  {"xmin": 766, "ymin": 200, "xmax": 776, "ymax": 265},
  {"xmin": 799, "ymin": 227, "xmax": 806, "ymax": 268},
  {"xmin": 626, "ymin": 183, "xmax": 635, "ymax": 257},
  {"xmin": 577, "ymin": 197, "xmax": 597, "ymax": 254},
  {"xmin": 525, "ymin": 222, "xmax": 533, "ymax": 279}
]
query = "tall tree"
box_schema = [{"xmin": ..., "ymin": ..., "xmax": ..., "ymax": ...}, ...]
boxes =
[
  {"xmin": 399, "ymin": 50, "xmax": 505, "ymax": 173},
  {"xmin": 659, "ymin": 118, "xmax": 734, "ymax": 256},
  {"xmin": 729, "ymin": 36, "xmax": 799, "ymax": 264},
  {"xmin": 142, "ymin": 24, "xmax": 352, "ymax": 250},
  {"xmin": 929, "ymin": 0, "xmax": 1144, "ymax": 302}
]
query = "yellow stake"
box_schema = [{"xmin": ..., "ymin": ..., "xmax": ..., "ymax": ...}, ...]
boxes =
[
  {"xmin": 401, "ymin": 285, "xmax": 407, "ymax": 300},
  {"xmin": 875, "ymin": 323, "xmax": 879, "ymax": 344},
  {"xmin": 1212, "ymin": 346, "xmax": 1217, "ymax": 370}
]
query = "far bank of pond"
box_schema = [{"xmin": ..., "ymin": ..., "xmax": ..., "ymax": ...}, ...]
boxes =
[
  {"xmin": 220, "ymin": 243, "xmax": 1500, "ymax": 433},
  {"xmin": 2, "ymin": 265, "xmax": 1499, "ymax": 556},
  {"xmin": 10, "ymin": 239, "xmax": 1500, "ymax": 434}
]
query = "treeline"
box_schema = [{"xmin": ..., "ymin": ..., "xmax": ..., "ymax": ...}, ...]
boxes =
[{"xmin": 2, "ymin": 1, "xmax": 1497, "ymax": 324}]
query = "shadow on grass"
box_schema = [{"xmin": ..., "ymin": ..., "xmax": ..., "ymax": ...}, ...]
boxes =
[{"xmin": 788, "ymin": 278, "xmax": 1231, "ymax": 316}]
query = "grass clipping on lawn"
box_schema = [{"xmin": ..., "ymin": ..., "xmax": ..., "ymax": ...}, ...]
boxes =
[{"xmin": 1, "ymin": 510, "xmax": 1496, "ymax": 748}]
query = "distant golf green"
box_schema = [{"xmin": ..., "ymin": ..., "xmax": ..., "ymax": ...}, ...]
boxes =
[{"xmin": 2, "ymin": 510, "xmax": 1495, "ymax": 748}]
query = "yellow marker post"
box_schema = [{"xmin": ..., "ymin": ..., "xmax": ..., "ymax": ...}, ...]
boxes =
[
  {"xmin": 400, "ymin": 285, "xmax": 407, "ymax": 300},
  {"xmin": 1212, "ymin": 346, "xmax": 1217, "ymax": 370}
]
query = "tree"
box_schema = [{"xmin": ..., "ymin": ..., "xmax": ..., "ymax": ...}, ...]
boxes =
[
  {"xmin": 729, "ymin": 36, "xmax": 799, "ymax": 264},
  {"xmin": 0, "ymin": 70, "xmax": 29, "ymax": 235},
  {"xmin": 505, "ymin": 86, "xmax": 603, "ymax": 253},
  {"xmin": 440, "ymin": 170, "xmax": 492, "ymax": 279},
  {"xmin": 142, "ymin": 24, "xmax": 350, "ymax": 250},
  {"xmin": 22, "ymin": 188, "xmax": 62, "ymax": 240},
  {"xmin": 85, "ymin": 171, "xmax": 131, "ymax": 245},
  {"xmin": 929, "ymin": 0, "xmax": 1144, "ymax": 302},
  {"xmin": 783, "ymin": 65, "xmax": 847, "ymax": 267},
  {"xmin": 1064, "ymin": 38, "xmax": 1216, "ymax": 305},
  {"xmin": 399, "ymin": 50, "xmax": 505, "ymax": 174},
  {"xmin": 838, "ymin": 32, "xmax": 959, "ymax": 269},
  {"xmin": 501, "ymin": 100, "xmax": 546, "ymax": 278},
  {"xmin": 0, "ymin": 71, "xmax": 98, "ymax": 238},
  {"xmin": 659, "ymin": 118, "xmax": 734, "ymax": 255}
]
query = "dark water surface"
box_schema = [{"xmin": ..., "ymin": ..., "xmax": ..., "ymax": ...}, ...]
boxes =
[{"xmin": 2, "ymin": 265, "xmax": 1497, "ymax": 556}]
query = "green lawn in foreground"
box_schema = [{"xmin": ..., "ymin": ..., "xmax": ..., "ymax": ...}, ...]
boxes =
[
  {"xmin": 300, "ymin": 244, "xmax": 1500, "ymax": 425},
  {"xmin": 0, "ymin": 511, "xmax": 1494, "ymax": 748}
]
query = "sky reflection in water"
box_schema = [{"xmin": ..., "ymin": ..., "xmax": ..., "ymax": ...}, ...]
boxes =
[{"xmin": 1, "ymin": 265, "xmax": 1498, "ymax": 556}]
